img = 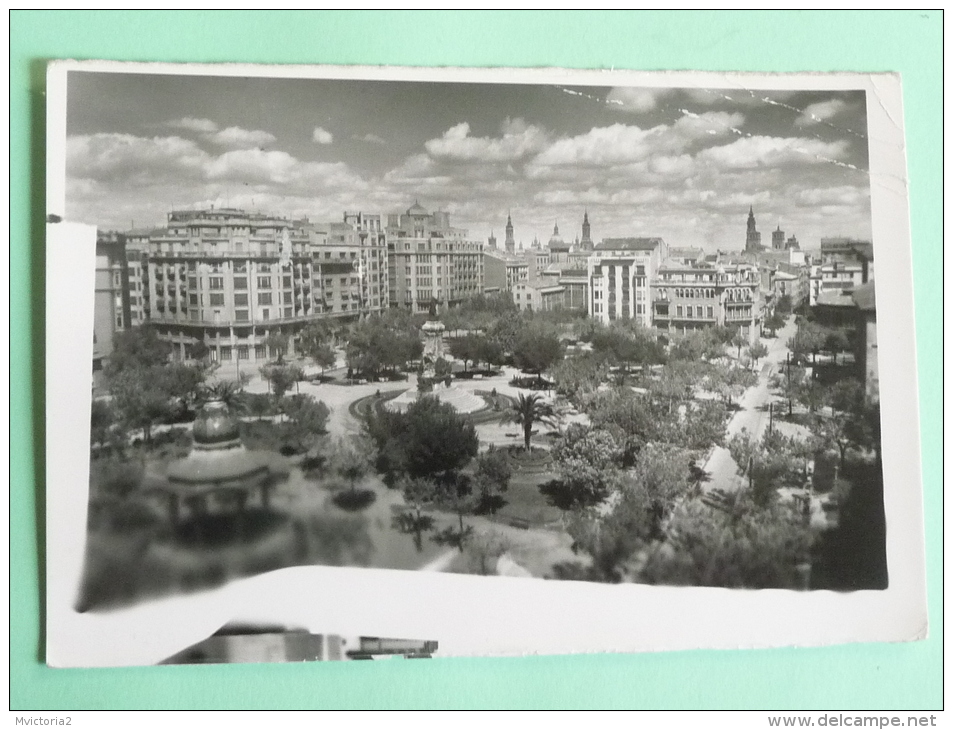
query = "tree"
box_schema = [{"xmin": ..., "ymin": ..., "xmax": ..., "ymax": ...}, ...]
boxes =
[
  {"xmin": 363, "ymin": 395, "xmax": 479, "ymax": 482},
  {"xmin": 511, "ymin": 327, "xmax": 563, "ymax": 385},
  {"xmin": 746, "ymin": 340, "xmax": 769, "ymax": 370},
  {"xmin": 640, "ymin": 499, "xmax": 813, "ymax": 589},
  {"xmin": 776, "ymin": 293, "xmax": 793, "ymax": 315},
  {"xmin": 552, "ymin": 424, "xmax": 624, "ymax": 508},
  {"xmin": 281, "ymin": 394, "xmax": 330, "ymax": 451},
  {"xmin": 823, "ymin": 327, "xmax": 852, "ymax": 365},
  {"xmin": 472, "ymin": 446, "xmax": 511, "ymax": 513},
  {"xmin": 433, "ymin": 473, "xmax": 478, "ymax": 551},
  {"xmin": 669, "ymin": 329, "xmax": 722, "ymax": 362},
  {"xmin": 551, "ymin": 353, "xmax": 609, "ymax": 406},
  {"xmin": 730, "ymin": 328, "xmax": 748, "ymax": 360},
  {"xmin": 160, "ymin": 362, "xmax": 207, "ymax": 420},
  {"xmin": 449, "ymin": 334, "xmax": 478, "ymax": 372},
  {"xmin": 333, "ymin": 435, "xmax": 373, "ymax": 494},
  {"xmin": 500, "ymin": 392, "xmax": 559, "ymax": 452},
  {"xmin": 710, "ymin": 362, "xmax": 757, "ymax": 407},
  {"xmin": 264, "ymin": 332, "xmax": 290, "ymax": 364},
  {"xmin": 299, "ymin": 321, "xmax": 337, "ymax": 375},
  {"xmin": 394, "ymin": 476, "xmax": 437, "ymax": 551},
  {"xmin": 764, "ymin": 310, "xmax": 787, "ymax": 336},
  {"xmin": 678, "ymin": 399, "xmax": 729, "ymax": 452},
  {"xmin": 789, "ymin": 321, "xmax": 826, "ymax": 366},
  {"xmin": 771, "ymin": 364, "xmax": 806, "ymax": 416},
  {"xmin": 108, "ymin": 365, "xmax": 173, "ymax": 443},
  {"xmin": 261, "ymin": 363, "xmax": 302, "ymax": 403},
  {"xmin": 90, "ymin": 399, "xmax": 121, "ymax": 453},
  {"xmin": 564, "ymin": 443, "xmax": 693, "ymax": 582},
  {"xmin": 590, "ymin": 324, "xmax": 665, "ymax": 382},
  {"xmin": 105, "ymin": 325, "xmax": 170, "ymax": 376}
]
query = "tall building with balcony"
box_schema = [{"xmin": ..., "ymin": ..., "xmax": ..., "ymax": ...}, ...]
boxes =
[
  {"xmin": 142, "ymin": 208, "xmax": 322, "ymax": 364},
  {"xmin": 303, "ymin": 211, "xmax": 389, "ymax": 320},
  {"xmin": 587, "ymin": 237, "xmax": 668, "ymax": 326},
  {"xmin": 386, "ymin": 202, "xmax": 484, "ymax": 313},
  {"xmin": 484, "ymin": 248, "xmax": 529, "ymax": 294},
  {"xmin": 652, "ymin": 260, "xmax": 763, "ymax": 342},
  {"xmin": 809, "ymin": 237, "xmax": 874, "ymax": 306}
]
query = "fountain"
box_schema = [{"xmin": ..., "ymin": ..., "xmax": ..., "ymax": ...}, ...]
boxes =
[{"xmin": 385, "ymin": 317, "xmax": 485, "ymax": 415}]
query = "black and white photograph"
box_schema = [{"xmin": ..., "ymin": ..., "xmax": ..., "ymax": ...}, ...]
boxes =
[{"xmin": 45, "ymin": 62, "xmax": 925, "ymax": 666}]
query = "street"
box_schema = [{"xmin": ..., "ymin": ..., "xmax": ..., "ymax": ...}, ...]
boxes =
[{"xmin": 701, "ymin": 316, "xmax": 800, "ymax": 493}]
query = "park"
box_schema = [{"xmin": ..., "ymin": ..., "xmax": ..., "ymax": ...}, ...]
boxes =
[{"xmin": 80, "ymin": 294, "xmax": 884, "ymax": 610}]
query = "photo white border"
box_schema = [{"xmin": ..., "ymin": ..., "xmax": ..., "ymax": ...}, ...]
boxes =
[{"xmin": 45, "ymin": 61, "xmax": 926, "ymax": 667}]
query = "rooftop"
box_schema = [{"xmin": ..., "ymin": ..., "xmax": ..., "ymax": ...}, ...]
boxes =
[
  {"xmin": 851, "ymin": 280, "xmax": 876, "ymax": 311},
  {"xmin": 596, "ymin": 237, "xmax": 665, "ymax": 252}
]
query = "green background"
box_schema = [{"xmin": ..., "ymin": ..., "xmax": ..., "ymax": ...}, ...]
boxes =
[{"xmin": 11, "ymin": 10, "xmax": 942, "ymax": 710}]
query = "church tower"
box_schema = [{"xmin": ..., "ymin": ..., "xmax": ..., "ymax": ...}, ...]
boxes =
[
  {"xmin": 504, "ymin": 213, "xmax": 515, "ymax": 253},
  {"xmin": 487, "ymin": 230, "xmax": 497, "ymax": 250},
  {"xmin": 580, "ymin": 209, "xmax": 593, "ymax": 250},
  {"xmin": 772, "ymin": 224, "xmax": 785, "ymax": 250},
  {"xmin": 745, "ymin": 206, "xmax": 762, "ymax": 252}
]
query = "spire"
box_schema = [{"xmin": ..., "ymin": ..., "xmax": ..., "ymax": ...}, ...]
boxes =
[{"xmin": 553, "ymin": 220, "xmax": 559, "ymax": 236}]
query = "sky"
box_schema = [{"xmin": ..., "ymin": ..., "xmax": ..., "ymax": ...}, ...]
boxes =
[{"xmin": 64, "ymin": 70, "xmax": 872, "ymax": 251}]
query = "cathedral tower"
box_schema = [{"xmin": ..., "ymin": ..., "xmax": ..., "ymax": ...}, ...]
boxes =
[
  {"xmin": 580, "ymin": 209, "xmax": 593, "ymax": 250},
  {"xmin": 745, "ymin": 206, "xmax": 762, "ymax": 252},
  {"xmin": 504, "ymin": 213, "xmax": 515, "ymax": 253}
]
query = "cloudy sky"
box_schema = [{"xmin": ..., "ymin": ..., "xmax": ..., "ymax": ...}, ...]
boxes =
[{"xmin": 65, "ymin": 71, "xmax": 872, "ymax": 250}]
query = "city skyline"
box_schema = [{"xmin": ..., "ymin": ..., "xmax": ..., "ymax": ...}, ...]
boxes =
[{"xmin": 66, "ymin": 71, "xmax": 871, "ymax": 249}]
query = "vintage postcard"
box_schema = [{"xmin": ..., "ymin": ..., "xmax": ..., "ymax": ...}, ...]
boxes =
[{"xmin": 45, "ymin": 61, "xmax": 926, "ymax": 667}]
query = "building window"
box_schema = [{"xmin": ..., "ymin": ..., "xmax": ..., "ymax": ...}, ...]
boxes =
[
  {"xmin": 209, "ymin": 293, "xmax": 225, "ymax": 306},
  {"xmin": 282, "ymin": 276, "xmax": 292, "ymax": 288},
  {"xmin": 189, "ymin": 294, "xmax": 198, "ymax": 306},
  {"xmin": 188, "ymin": 276, "xmax": 198, "ymax": 289},
  {"xmin": 235, "ymin": 293, "xmax": 248, "ymax": 306},
  {"xmin": 220, "ymin": 346, "xmax": 232, "ymax": 361},
  {"xmin": 258, "ymin": 292, "xmax": 273, "ymax": 305},
  {"xmin": 235, "ymin": 309, "xmax": 249, "ymax": 322},
  {"xmin": 261, "ymin": 308, "xmax": 270, "ymax": 321},
  {"xmin": 707, "ymin": 306, "xmax": 714, "ymax": 318},
  {"xmin": 258, "ymin": 276, "xmax": 271, "ymax": 289},
  {"xmin": 255, "ymin": 345, "xmax": 266, "ymax": 360},
  {"xmin": 209, "ymin": 277, "xmax": 224, "ymax": 290},
  {"xmin": 284, "ymin": 307, "xmax": 293, "ymax": 318},
  {"xmin": 676, "ymin": 305, "xmax": 683, "ymax": 318},
  {"xmin": 234, "ymin": 276, "xmax": 247, "ymax": 290},
  {"xmin": 234, "ymin": 262, "xmax": 247, "ymax": 273},
  {"xmin": 238, "ymin": 345, "xmax": 249, "ymax": 360}
]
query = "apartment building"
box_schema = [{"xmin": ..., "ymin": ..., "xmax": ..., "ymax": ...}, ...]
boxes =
[
  {"xmin": 652, "ymin": 260, "xmax": 763, "ymax": 342},
  {"xmin": 587, "ymin": 237, "xmax": 668, "ymax": 326},
  {"xmin": 386, "ymin": 202, "xmax": 484, "ymax": 313},
  {"xmin": 809, "ymin": 237, "xmax": 874, "ymax": 306}
]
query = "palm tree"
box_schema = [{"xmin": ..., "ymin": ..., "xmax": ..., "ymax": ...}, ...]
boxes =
[{"xmin": 500, "ymin": 393, "xmax": 559, "ymax": 452}]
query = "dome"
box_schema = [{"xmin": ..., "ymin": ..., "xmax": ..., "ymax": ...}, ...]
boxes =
[
  {"xmin": 407, "ymin": 199, "xmax": 429, "ymax": 216},
  {"xmin": 192, "ymin": 400, "xmax": 241, "ymax": 449}
]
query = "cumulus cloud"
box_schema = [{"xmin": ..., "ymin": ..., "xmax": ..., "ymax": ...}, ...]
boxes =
[
  {"xmin": 529, "ymin": 112, "xmax": 742, "ymax": 172},
  {"xmin": 697, "ymin": 135, "xmax": 850, "ymax": 170},
  {"xmin": 67, "ymin": 133, "xmax": 208, "ymax": 182},
  {"xmin": 795, "ymin": 99, "xmax": 848, "ymax": 126},
  {"xmin": 353, "ymin": 133, "xmax": 386, "ymax": 145},
  {"xmin": 424, "ymin": 118, "xmax": 549, "ymax": 163},
  {"xmin": 166, "ymin": 117, "xmax": 219, "ymax": 133},
  {"xmin": 795, "ymin": 185, "xmax": 869, "ymax": 207},
  {"xmin": 313, "ymin": 127, "xmax": 334, "ymax": 145},
  {"xmin": 205, "ymin": 126, "xmax": 276, "ymax": 149},
  {"xmin": 605, "ymin": 87, "xmax": 674, "ymax": 113}
]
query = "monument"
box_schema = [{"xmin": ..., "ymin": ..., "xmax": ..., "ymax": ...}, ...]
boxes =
[{"xmin": 385, "ymin": 315, "xmax": 485, "ymax": 414}]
